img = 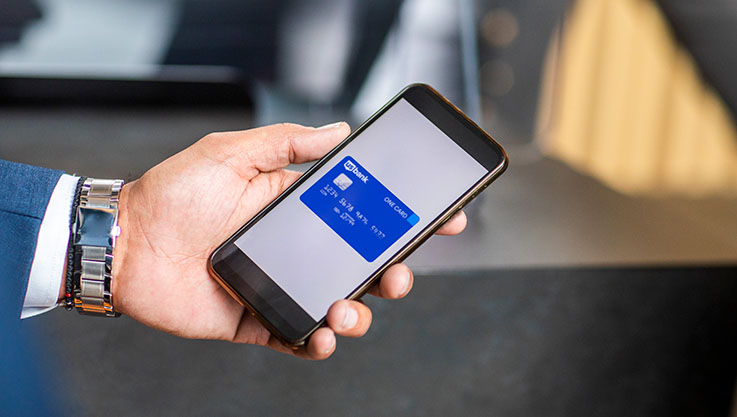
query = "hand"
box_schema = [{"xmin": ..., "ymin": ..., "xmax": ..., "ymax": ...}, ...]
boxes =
[{"xmin": 109, "ymin": 122, "xmax": 467, "ymax": 359}]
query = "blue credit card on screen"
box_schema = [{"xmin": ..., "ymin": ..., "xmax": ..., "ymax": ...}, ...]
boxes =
[{"xmin": 300, "ymin": 156, "xmax": 420, "ymax": 262}]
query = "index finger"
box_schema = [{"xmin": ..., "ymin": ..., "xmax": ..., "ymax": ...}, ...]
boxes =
[
  {"xmin": 200, "ymin": 122, "xmax": 351, "ymax": 175},
  {"xmin": 435, "ymin": 210, "xmax": 467, "ymax": 235}
]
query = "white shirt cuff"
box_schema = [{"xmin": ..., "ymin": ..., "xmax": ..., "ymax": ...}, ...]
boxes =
[{"xmin": 21, "ymin": 174, "xmax": 79, "ymax": 319}]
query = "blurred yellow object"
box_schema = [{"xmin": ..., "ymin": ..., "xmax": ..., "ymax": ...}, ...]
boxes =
[{"xmin": 539, "ymin": 0, "xmax": 737, "ymax": 196}]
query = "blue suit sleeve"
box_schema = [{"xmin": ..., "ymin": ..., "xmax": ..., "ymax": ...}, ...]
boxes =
[{"xmin": 0, "ymin": 159, "xmax": 63, "ymax": 319}]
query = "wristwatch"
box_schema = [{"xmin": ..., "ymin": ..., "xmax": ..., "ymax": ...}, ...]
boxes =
[{"xmin": 72, "ymin": 178, "xmax": 124, "ymax": 317}]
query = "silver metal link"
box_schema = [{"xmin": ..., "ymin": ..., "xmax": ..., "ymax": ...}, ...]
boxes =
[
  {"xmin": 86, "ymin": 196, "xmax": 113, "ymax": 208},
  {"xmin": 80, "ymin": 279, "xmax": 104, "ymax": 299},
  {"xmin": 80, "ymin": 259, "xmax": 105, "ymax": 278},
  {"xmin": 88, "ymin": 180, "xmax": 115, "ymax": 195},
  {"xmin": 82, "ymin": 246, "xmax": 107, "ymax": 261},
  {"xmin": 80, "ymin": 297, "xmax": 105, "ymax": 307}
]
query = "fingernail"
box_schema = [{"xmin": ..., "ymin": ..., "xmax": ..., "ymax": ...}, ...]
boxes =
[
  {"xmin": 317, "ymin": 121, "xmax": 344, "ymax": 130},
  {"xmin": 400, "ymin": 268, "xmax": 412, "ymax": 296},
  {"xmin": 324, "ymin": 338, "xmax": 335, "ymax": 355},
  {"xmin": 341, "ymin": 304, "xmax": 358, "ymax": 330}
]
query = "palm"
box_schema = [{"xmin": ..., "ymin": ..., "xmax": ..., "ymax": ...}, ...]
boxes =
[{"xmin": 116, "ymin": 149, "xmax": 293, "ymax": 344}]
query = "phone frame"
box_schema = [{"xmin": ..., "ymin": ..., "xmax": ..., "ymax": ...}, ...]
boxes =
[{"xmin": 208, "ymin": 83, "xmax": 509, "ymax": 347}]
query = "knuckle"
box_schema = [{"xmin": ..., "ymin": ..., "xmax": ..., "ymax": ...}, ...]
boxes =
[
  {"xmin": 201, "ymin": 132, "xmax": 224, "ymax": 143},
  {"xmin": 272, "ymin": 122, "xmax": 302, "ymax": 132}
]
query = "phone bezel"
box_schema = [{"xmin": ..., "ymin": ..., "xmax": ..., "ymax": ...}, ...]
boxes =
[{"xmin": 208, "ymin": 83, "xmax": 509, "ymax": 346}]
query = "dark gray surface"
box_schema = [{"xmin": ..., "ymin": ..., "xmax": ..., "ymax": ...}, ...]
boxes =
[{"xmin": 22, "ymin": 267, "xmax": 737, "ymax": 417}]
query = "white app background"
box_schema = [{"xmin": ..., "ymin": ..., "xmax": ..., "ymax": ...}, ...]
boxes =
[{"xmin": 235, "ymin": 99, "xmax": 487, "ymax": 320}]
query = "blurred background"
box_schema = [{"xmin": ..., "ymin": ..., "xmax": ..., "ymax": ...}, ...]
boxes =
[{"xmin": 2, "ymin": 0, "xmax": 737, "ymax": 415}]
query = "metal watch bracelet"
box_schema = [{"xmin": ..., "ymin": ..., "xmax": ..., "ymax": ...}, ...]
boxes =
[{"xmin": 71, "ymin": 178, "xmax": 123, "ymax": 317}]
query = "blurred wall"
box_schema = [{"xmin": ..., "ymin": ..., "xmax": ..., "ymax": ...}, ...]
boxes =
[{"xmin": 538, "ymin": 0, "xmax": 737, "ymax": 197}]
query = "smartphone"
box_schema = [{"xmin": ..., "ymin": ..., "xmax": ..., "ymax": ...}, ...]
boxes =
[{"xmin": 208, "ymin": 84, "xmax": 508, "ymax": 346}]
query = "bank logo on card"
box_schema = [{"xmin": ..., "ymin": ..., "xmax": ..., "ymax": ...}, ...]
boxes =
[
  {"xmin": 300, "ymin": 156, "xmax": 419, "ymax": 262},
  {"xmin": 343, "ymin": 160, "xmax": 369, "ymax": 183}
]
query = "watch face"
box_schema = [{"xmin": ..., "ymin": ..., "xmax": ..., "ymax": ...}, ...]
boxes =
[{"xmin": 75, "ymin": 207, "xmax": 117, "ymax": 247}]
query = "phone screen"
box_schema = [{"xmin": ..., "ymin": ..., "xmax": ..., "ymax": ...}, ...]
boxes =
[{"xmin": 233, "ymin": 98, "xmax": 488, "ymax": 321}]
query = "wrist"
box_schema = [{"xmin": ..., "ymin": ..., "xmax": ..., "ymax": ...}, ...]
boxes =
[{"xmin": 111, "ymin": 182, "xmax": 131, "ymax": 315}]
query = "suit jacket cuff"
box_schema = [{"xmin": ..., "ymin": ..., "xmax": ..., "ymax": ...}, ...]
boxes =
[{"xmin": 21, "ymin": 174, "xmax": 79, "ymax": 319}]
